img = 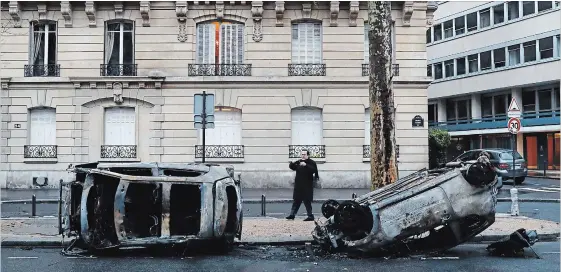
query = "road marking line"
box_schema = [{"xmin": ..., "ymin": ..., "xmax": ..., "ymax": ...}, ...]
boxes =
[
  {"xmin": 541, "ymin": 252, "xmax": 560, "ymax": 254},
  {"xmin": 541, "ymin": 187, "xmax": 560, "ymax": 191},
  {"xmin": 7, "ymin": 257, "xmax": 38, "ymax": 259},
  {"xmin": 518, "ymin": 188, "xmax": 559, "ymax": 193}
]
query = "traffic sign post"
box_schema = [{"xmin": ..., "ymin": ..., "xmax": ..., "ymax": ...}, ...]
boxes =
[
  {"xmin": 507, "ymin": 97, "xmax": 522, "ymax": 215},
  {"xmin": 194, "ymin": 92, "xmax": 215, "ymax": 163}
]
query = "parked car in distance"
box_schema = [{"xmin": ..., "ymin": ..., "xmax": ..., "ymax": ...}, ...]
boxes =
[{"xmin": 451, "ymin": 148, "xmax": 528, "ymax": 184}]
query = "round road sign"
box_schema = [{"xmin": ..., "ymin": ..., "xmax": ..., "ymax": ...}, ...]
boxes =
[{"xmin": 507, "ymin": 117, "xmax": 521, "ymax": 134}]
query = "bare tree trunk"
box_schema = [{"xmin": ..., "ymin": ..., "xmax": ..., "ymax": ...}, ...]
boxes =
[{"xmin": 368, "ymin": 1, "xmax": 398, "ymax": 191}]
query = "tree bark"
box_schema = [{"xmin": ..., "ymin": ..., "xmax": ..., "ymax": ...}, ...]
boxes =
[{"xmin": 368, "ymin": 1, "xmax": 398, "ymax": 191}]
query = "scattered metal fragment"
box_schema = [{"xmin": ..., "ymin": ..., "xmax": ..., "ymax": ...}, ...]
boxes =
[
  {"xmin": 313, "ymin": 154, "xmax": 499, "ymax": 256},
  {"xmin": 487, "ymin": 228, "xmax": 541, "ymax": 259}
]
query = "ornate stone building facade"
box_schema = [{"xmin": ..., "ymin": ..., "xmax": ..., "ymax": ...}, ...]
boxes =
[{"xmin": 0, "ymin": 1, "xmax": 436, "ymax": 189}]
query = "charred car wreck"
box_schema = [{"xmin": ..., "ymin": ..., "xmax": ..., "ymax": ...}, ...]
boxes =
[
  {"xmin": 313, "ymin": 154, "xmax": 499, "ymax": 256},
  {"xmin": 60, "ymin": 162, "xmax": 243, "ymax": 254}
]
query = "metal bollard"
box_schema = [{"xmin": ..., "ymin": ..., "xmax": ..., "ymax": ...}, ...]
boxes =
[
  {"xmin": 510, "ymin": 188, "xmax": 520, "ymax": 216},
  {"xmin": 31, "ymin": 194, "xmax": 37, "ymax": 217},
  {"xmin": 58, "ymin": 179, "xmax": 63, "ymax": 235},
  {"xmin": 352, "ymin": 193, "xmax": 357, "ymax": 199},
  {"xmin": 261, "ymin": 194, "xmax": 266, "ymax": 217}
]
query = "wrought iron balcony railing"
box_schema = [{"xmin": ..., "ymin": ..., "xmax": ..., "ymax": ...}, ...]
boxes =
[
  {"xmin": 188, "ymin": 64, "xmax": 252, "ymax": 76},
  {"xmin": 24, "ymin": 64, "xmax": 60, "ymax": 77},
  {"xmin": 288, "ymin": 145, "xmax": 326, "ymax": 159},
  {"xmin": 362, "ymin": 63, "xmax": 400, "ymax": 77},
  {"xmin": 24, "ymin": 145, "xmax": 58, "ymax": 158},
  {"xmin": 362, "ymin": 145, "xmax": 370, "ymax": 159},
  {"xmin": 195, "ymin": 145, "xmax": 244, "ymax": 158},
  {"xmin": 100, "ymin": 145, "xmax": 137, "ymax": 158},
  {"xmin": 100, "ymin": 64, "xmax": 138, "ymax": 76},
  {"xmin": 288, "ymin": 63, "xmax": 326, "ymax": 76}
]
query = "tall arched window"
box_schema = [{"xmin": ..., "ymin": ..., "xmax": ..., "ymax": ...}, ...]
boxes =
[
  {"xmin": 191, "ymin": 21, "xmax": 248, "ymax": 76},
  {"xmin": 103, "ymin": 21, "xmax": 135, "ymax": 76},
  {"xmin": 27, "ymin": 21, "xmax": 58, "ymax": 77}
]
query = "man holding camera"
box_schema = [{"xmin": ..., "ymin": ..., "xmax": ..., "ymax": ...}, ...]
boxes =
[{"xmin": 286, "ymin": 149, "xmax": 319, "ymax": 221}]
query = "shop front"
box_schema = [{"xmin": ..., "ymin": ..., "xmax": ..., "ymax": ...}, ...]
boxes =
[{"xmin": 523, "ymin": 132, "xmax": 560, "ymax": 170}]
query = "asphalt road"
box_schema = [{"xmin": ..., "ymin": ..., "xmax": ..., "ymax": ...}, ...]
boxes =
[{"xmin": 2, "ymin": 242, "xmax": 559, "ymax": 272}]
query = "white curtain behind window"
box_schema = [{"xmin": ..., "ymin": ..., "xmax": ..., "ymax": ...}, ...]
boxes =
[
  {"xmin": 196, "ymin": 23, "xmax": 216, "ymax": 64},
  {"xmin": 219, "ymin": 24, "xmax": 244, "ymax": 64},
  {"xmin": 291, "ymin": 23, "xmax": 322, "ymax": 64}
]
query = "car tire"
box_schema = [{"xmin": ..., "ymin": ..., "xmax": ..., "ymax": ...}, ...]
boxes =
[{"xmin": 514, "ymin": 177, "xmax": 525, "ymax": 184}]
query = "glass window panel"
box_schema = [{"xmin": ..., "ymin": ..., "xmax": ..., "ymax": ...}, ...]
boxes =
[
  {"xmin": 480, "ymin": 8, "xmax": 491, "ymax": 28},
  {"xmin": 434, "ymin": 62, "xmax": 443, "ymax": 79},
  {"xmin": 480, "ymin": 51, "xmax": 492, "ymax": 70},
  {"xmin": 31, "ymin": 32, "xmax": 45, "ymax": 65},
  {"xmin": 457, "ymin": 100, "xmax": 469, "ymax": 120},
  {"xmin": 508, "ymin": 1, "xmax": 520, "ymax": 20},
  {"xmin": 493, "ymin": 48, "xmax": 506, "ymax": 68},
  {"xmin": 494, "ymin": 94, "xmax": 507, "ymax": 115},
  {"xmin": 426, "ymin": 28, "xmax": 431, "ymax": 44},
  {"xmin": 523, "ymin": 40, "xmax": 537, "ymax": 62},
  {"xmin": 482, "ymin": 96, "xmax": 493, "ymax": 117},
  {"xmin": 428, "ymin": 104, "xmax": 437, "ymax": 122},
  {"xmin": 446, "ymin": 100, "xmax": 456, "ymax": 121},
  {"xmin": 522, "ymin": 90, "xmax": 536, "ymax": 112},
  {"xmin": 48, "ymin": 32, "xmax": 56, "ymax": 65},
  {"xmin": 522, "ymin": 1, "xmax": 535, "ymax": 16},
  {"xmin": 427, "ymin": 65, "xmax": 432, "ymax": 77},
  {"xmin": 468, "ymin": 54, "xmax": 478, "ymax": 73},
  {"xmin": 466, "ymin": 12, "xmax": 478, "ymax": 32},
  {"xmin": 124, "ymin": 22, "xmax": 133, "ymax": 31},
  {"xmin": 454, "ymin": 16, "xmax": 465, "ymax": 35},
  {"xmin": 538, "ymin": 36, "xmax": 554, "ymax": 59},
  {"xmin": 434, "ymin": 24, "xmax": 442, "ymax": 41},
  {"xmin": 456, "ymin": 57, "xmax": 466, "ymax": 75},
  {"xmin": 107, "ymin": 23, "xmax": 120, "ymax": 31},
  {"xmin": 538, "ymin": 90, "xmax": 552, "ymax": 110},
  {"xmin": 493, "ymin": 4, "xmax": 505, "ymax": 24},
  {"xmin": 508, "ymin": 45, "xmax": 521, "ymax": 65},
  {"xmin": 538, "ymin": 1, "xmax": 553, "ymax": 11},
  {"xmin": 123, "ymin": 32, "xmax": 133, "ymax": 64},
  {"xmin": 555, "ymin": 87, "xmax": 560, "ymax": 109},
  {"xmin": 444, "ymin": 60, "xmax": 454, "ymax": 77},
  {"xmin": 443, "ymin": 20, "xmax": 453, "ymax": 38}
]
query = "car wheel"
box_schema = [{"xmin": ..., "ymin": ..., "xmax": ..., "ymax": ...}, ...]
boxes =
[{"xmin": 514, "ymin": 177, "xmax": 525, "ymax": 184}]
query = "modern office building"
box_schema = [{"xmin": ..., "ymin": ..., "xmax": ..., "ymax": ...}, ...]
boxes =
[
  {"xmin": 0, "ymin": 1, "xmax": 435, "ymax": 188},
  {"xmin": 427, "ymin": 1, "xmax": 560, "ymax": 170}
]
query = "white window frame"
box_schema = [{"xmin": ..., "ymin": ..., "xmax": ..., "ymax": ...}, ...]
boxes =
[
  {"xmin": 28, "ymin": 108, "xmax": 56, "ymax": 146},
  {"xmin": 197, "ymin": 108, "xmax": 242, "ymax": 146},
  {"xmin": 29, "ymin": 21, "xmax": 57, "ymax": 67},
  {"xmin": 291, "ymin": 107, "xmax": 323, "ymax": 145},
  {"xmin": 538, "ymin": 36, "xmax": 554, "ymax": 60},
  {"xmin": 104, "ymin": 21, "xmax": 135, "ymax": 66},
  {"xmin": 104, "ymin": 107, "xmax": 136, "ymax": 146},
  {"xmin": 292, "ymin": 22, "xmax": 322, "ymax": 64}
]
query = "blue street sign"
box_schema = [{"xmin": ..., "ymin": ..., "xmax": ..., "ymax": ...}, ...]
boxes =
[{"xmin": 194, "ymin": 93, "xmax": 215, "ymax": 129}]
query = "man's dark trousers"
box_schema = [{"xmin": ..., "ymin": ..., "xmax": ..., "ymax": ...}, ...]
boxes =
[{"xmin": 289, "ymin": 199, "xmax": 313, "ymax": 217}]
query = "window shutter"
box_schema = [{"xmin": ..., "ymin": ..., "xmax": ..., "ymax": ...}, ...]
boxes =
[
  {"xmin": 292, "ymin": 23, "xmax": 322, "ymax": 64},
  {"xmin": 364, "ymin": 24, "xmax": 369, "ymax": 63},
  {"xmin": 197, "ymin": 23, "xmax": 216, "ymax": 64},
  {"xmin": 104, "ymin": 108, "xmax": 135, "ymax": 145},
  {"xmin": 29, "ymin": 109, "xmax": 56, "ymax": 145},
  {"xmin": 291, "ymin": 109, "xmax": 322, "ymax": 145},
  {"xmin": 220, "ymin": 24, "xmax": 244, "ymax": 64}
]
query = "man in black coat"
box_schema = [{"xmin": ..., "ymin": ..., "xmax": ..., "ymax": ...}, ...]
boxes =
[{"xmin": 286, "ymin": 149, "xmax": 318, "ymax": 221}]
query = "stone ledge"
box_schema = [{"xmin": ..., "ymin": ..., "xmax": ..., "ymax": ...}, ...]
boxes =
[
  {"xmin": 194, "ymin": 157, "xmax": 245, "ymax": 164},
  {"xmin": 23, "ymin": 158, "xmax": 58, "ymax": 164}
]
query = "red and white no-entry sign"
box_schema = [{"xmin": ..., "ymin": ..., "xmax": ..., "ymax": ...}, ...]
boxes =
[{"xmin": 507, "ymin": 117, "xmax": 521, "ymax": 134}]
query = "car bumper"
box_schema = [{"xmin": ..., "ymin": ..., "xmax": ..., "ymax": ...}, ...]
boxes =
[{"xmin": 497, "ymin": 169, "xmax": 528, "ymax": 179}]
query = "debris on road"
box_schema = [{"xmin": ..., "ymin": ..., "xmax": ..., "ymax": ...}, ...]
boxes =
[
  {"xmin": 312, "ymin": 154, "xmax": 500, "ymax": 256},
  {"xmin": 60, "ymin": 162, "xmax": 243, "ymax": 255},
  {"xmin": 486, "ymin": 228, "xmax": 540, "ymax": 258}
]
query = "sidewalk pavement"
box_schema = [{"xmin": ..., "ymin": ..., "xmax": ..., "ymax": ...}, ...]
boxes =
[
  {"xmin": 528, "ymin": 170, "xmax": 560, "ymax": 179},
  {"xmin": 1, "ymin": 214, "xmax": 559, "ymax": 247}
]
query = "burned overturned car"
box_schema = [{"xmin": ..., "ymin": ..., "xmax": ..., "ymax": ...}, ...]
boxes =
[
  {"xmin": 60, "ymin": 162, "xmax": 243, "ymax": 254},
  {"xmin": 313, "ymin": 155, "xmax": 499, "ymax": 256}
]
